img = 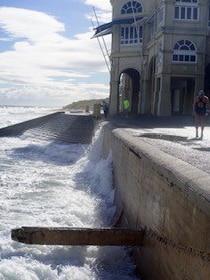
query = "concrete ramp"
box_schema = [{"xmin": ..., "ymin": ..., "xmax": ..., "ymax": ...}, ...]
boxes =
[{"xmin": 0, "ymin": 112, "xmax": 95, "ymax": 144}]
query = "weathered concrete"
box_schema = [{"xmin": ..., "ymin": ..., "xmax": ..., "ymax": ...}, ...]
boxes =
[
  {"xmin": 11, "ymin": 227, "xmax": 143, "ymax": 246},
  {"xmin": 102, "ymin": 122, "xmax": 210, "ymax": 280},
  {"xmin": 0, "ymin": 112, "xmax": 62, "ymax": 136},
  {"xmin": 0, "ymin": 112, "xmax": 95, "ymax": 144}
]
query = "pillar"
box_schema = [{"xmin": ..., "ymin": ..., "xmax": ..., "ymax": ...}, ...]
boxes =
[{"xmin": 157, "ymin": 75, "xmax": 171, "ymax": 116}]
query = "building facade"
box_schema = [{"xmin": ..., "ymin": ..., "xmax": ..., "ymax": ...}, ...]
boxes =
[{"xmin": 96, "ymin": 0, "xmax": 210, "ymax": 116}]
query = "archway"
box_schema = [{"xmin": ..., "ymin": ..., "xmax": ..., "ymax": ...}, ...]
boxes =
[{"xmin": 118, "ymin": 68, "xmax": 140, "ymax": 115}]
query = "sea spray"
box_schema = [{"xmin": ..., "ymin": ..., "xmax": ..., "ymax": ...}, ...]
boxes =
[{"xmin": 0, "ymin": 108, "xmax": 139, "ymax": 279}]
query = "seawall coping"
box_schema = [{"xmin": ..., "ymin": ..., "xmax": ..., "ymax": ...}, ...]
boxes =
[{"xmin": 107, "ymin": 125, "xmax": 210, "ymax": 215}]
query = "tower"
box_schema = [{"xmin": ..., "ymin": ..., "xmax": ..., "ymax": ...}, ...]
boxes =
[{"xmin": 94, "ymin": 0, "xmax": 210, "ymax": 116}]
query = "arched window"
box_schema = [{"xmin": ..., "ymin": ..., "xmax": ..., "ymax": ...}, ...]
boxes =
[
  {"xmin": 172, "ymin": 40, "xmax": 197, "ymax": 63},
  {"xmin": 121, "ymin": 1, "xmax": 143, "ymax": 14},
  {"xmin": 174, "ymin": 0, "xmax": 199, "ymax": 20}
]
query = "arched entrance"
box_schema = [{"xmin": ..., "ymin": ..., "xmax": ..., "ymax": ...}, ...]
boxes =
[{"xmin": 118, "ymin": 68, "xmax": 140, "ymax": 115}]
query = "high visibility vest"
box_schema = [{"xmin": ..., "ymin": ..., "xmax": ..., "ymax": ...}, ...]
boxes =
[{"xmin": 123, "ymin": 100, "xmax": 130, "ymax": 110}]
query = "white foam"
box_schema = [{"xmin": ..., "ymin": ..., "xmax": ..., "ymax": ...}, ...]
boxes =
[{"xmin": 0, "ymin": 107, "xmax": 140, "ymax": 280}]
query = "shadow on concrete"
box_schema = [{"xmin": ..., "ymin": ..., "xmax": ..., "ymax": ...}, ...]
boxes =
[
  {"xmin": 136, "ymin": 133, "xmax": 189, "ymax": 142},
  {"xmin": 109, "ymin": 114, "xmax": 206, "ymax": 129},
  {"xmin": 136, "ymin": 133, "xmax": 206, "ymax": 143}
]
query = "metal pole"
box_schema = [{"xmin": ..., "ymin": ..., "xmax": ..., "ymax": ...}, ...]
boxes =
[{"xmin": 92, "ymin": 6, "xmax": 111, "ymax": 73}]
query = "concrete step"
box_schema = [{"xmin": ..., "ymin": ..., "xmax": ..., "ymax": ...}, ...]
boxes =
[{"xmin": 0, "ymin": 112, "xmax": 95, "ymax": 144}]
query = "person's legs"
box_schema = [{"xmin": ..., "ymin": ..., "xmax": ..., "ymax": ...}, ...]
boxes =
[
  {"xmin": 124, "ymin": 109, "xmax": 128, "ymax": 117},
  {"xmin": 200, "ymin": 115, "xmax": 205, "ymax": 139},
  {"xmin": 104, "ymin": 109, "xmax": 108, "ymax": 119},
  {"xmin": 195, "ymin": 114, "xmax": 199, "ymax": 138}
]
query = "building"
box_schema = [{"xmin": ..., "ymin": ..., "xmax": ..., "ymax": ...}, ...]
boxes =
[{"xmin": 94, "ymin": 0, "xmax": 210, "ymax": 116}]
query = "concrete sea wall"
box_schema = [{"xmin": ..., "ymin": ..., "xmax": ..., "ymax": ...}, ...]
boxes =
[
  {"xmin": 102, "ymin": 123, "xmax": 210, "ymax": 280},
  {"xmin": 0, "ymin": 112, "xmax": 62, "ymax": 137},
  {"xmin": 0, "ymin": 112, "xmax": 94, "ymax": 144}
]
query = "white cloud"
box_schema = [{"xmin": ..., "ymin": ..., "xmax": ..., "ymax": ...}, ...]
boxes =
[
  {"xmin": 0, "ymin": 7, "xmax": 65, "ymax": 43},
  {"xmin": 0, "ymin": 4, "xmax": 111, "ymax": 107},
  {"xmin": 0, "ymin": 83, "xmax": 110, "ymax": 108},
  {"xmin": 84, "ymin": 0, "xmax": 112, "ymax": 12},
  {"xmin": 84, "ymin": 0, "xmax": 112, "ymax": 25},
  {"xmin": 0, "ymin": 37, "xmax": 11, "ymax": 41}
]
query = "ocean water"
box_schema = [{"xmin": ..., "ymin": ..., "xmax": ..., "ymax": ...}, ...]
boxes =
[{"xmin": 0, "ymin": 106, "xmax": 139, "ymax": 280}]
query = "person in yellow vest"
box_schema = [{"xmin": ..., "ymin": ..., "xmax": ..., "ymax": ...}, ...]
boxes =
[{"xmin": 123, "ymin": 99, "xmax": 130, "ymax": 117}]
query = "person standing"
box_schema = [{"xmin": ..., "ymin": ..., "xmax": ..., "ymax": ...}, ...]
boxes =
[
  {"xmin": 101, "ymin": 100, "xmax": 109, "ymax": 119},
  {"xmin": 194, "ymin": 90, "xmax": 209, "ymax": 139},
  {"xmin": 123, "ymin": 99, "xmax": 130, "ymax": 118}
]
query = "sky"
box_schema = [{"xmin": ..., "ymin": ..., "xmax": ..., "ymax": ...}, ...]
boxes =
[{"xmin": 0, "ymin": 0, "xmax": 112, "ymax": 107}]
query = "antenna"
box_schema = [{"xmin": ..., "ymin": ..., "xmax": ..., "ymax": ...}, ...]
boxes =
[{"xmin": 92, "ymin": 6, "xmax": 111, "ymax": 73}]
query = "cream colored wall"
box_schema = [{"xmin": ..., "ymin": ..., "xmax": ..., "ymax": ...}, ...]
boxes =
[{"xmin": 103, "ymin": 123, "xmax": 210, "ymax": 280}]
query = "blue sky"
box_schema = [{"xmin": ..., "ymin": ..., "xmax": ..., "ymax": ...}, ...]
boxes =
[{"xmin": 0, "ymin": 0, "xmax": 112, "ymax": 107}]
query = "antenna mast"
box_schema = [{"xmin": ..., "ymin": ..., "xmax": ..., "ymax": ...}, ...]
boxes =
[{"xmin": 92, "ymin": 6, "xmax": 111, "ymax": 73}]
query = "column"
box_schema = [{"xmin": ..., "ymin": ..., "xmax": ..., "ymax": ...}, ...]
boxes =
[{"xmin": 157, "ymin": 75, "xmax": 171, "ymax": 116}]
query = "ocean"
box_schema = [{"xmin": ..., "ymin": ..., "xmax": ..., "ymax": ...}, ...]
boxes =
[{"xmin": 0, "ymin": 106, "xmax": 139, "ymax": 280}]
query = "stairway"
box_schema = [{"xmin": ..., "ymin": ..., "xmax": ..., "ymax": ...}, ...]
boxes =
[{"xmin": 0, "ymin": 112, "xmax": 95, "ymax": 144}]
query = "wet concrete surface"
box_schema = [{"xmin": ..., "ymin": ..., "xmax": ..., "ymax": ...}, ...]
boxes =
[{"xmin": 108, "ymin": 115, "xmax": 210, "ymax": 175}]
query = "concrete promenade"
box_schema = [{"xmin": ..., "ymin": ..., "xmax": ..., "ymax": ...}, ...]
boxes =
[
  {"xmin": 109, "ymin": 114, "xmax": 210, "ymax": 176},
  {"xmin": 103, "ymin": 114, "xmax": 210, "ymax": 280}
]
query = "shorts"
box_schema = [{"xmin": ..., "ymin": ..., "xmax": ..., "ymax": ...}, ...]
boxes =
[{"xmin": 195, "ymin": 109, "xmax": 206, "ymax": 116}]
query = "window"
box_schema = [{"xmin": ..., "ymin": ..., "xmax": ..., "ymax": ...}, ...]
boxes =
[
  {"xmin": 174, "ymin": 0, "xmax": 199, "ymax": 21},
  {"xmin": 157, "ymin": 41, "xmax": 163, "ymax": 65},
  {"xmin": 172, "ymin": 40, "xmax": 197, "ymax": 63},
  {"xmin": 120, "ymin": 1, "xmax": 143, "ymax": 46},
  {"xmin": 121, "ymin": 1, "xmax": 143, "ymax": 14},
  {"xmin": 120, "ymin": 25, "xmax": 142, "ymax": 45}
]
